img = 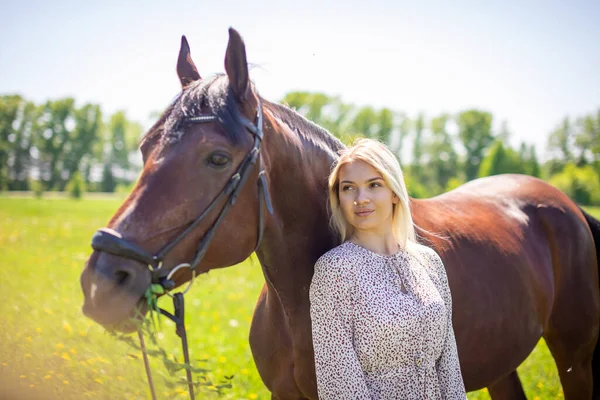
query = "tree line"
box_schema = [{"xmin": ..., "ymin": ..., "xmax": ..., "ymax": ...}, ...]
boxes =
[
  {"xmin": 0, "ymin": 95, "xmax": 142, "ymax": 195},
  {"xmin": 1, "ymin": 93, "xmax": 599, "ymax": 204},
  {"xmin": 283, "ymin": 92, "xmax": 600, "ymax": 204}
]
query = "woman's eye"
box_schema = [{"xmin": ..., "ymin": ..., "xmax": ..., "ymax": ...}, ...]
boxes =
[
  {"xmin": 341, "ymin": 185, "xmax": 353, "ymax": 191},
  {"xmin": 209, "ymin": 153, "xmax": 230, "ymax": 167},
  {"xmin": 370, "ymin": 182, "xmax": 382, "ymax": 188}
]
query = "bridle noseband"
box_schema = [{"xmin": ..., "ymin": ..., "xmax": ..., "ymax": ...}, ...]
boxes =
[{"xmin": 91, "ymin": 99, "xmax": 273, "ymax": 289}]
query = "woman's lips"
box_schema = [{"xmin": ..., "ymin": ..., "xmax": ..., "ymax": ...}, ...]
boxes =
[{"xmin": 355, "ymin": 209, "xmax": 374, "ymax": 217}]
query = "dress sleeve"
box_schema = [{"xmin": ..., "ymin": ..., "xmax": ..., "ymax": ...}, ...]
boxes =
[
  {"xmin": 427, "ymin": 249, "xmax": 467, "ymax": 399},
  {"xmin": 309, "ymin": 254, "xmax": 371, "ymax": 399}
]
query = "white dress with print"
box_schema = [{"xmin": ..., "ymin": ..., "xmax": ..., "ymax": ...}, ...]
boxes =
[{"xmin": 309, "ymin": 241, "xmax": 466, "ymax": 399}]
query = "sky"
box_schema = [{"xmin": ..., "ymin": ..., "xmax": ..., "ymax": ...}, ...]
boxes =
[{"xmin": 1, "ymin": 0, "xmax": 599, "ymax": 159}]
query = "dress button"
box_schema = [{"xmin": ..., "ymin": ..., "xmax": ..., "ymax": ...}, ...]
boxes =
[{"xmin": 416, "ymin": 357, "xmax": 423, "ymax": 367}]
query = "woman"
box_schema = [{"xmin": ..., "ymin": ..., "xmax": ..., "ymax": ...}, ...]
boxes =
[{"xmin": 309, "ymin": 138, "xmax": 466, "ymax": 399}]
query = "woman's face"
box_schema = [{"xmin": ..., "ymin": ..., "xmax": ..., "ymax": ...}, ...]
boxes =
[{"xmin": 338, "ymin": 160, "xmax": 398, "ymax": 238}]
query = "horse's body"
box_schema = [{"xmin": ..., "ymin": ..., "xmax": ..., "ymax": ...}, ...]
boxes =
[{"xmin": 80, "ymin": 30, "xmax": 600, "ymax": 399}]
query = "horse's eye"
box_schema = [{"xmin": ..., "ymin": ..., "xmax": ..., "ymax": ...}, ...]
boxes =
[{"xmin": 208, "ymin": 152, "xmax": 230, "ymax": 167}]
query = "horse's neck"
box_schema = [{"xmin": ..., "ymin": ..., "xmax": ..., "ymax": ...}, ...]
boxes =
[{"xmin": 256, "ymin": 103, "xmax": 342, "ymax": 318}]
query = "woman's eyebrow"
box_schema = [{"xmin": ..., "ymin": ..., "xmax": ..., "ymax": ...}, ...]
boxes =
[{"xmin": 340, "ymin": 177, "xmax": 383, "ymax": 184}]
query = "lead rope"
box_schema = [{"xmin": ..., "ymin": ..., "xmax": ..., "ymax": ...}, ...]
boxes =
[
  {"xmin": 139, "ymin": 290, "xmax": 196, "ymax": 400},
  {"xmin": 138, "ymin": 330, "xmax": 158, "ymax": 400}
]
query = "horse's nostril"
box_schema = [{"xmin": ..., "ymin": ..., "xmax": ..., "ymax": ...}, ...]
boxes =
[{"xmin": 115, "ymin": 270, "xmax": 130, "ymax": 286}]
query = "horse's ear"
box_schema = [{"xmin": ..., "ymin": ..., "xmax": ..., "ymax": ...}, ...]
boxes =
[
  {"xmin": 177, "ymin": 35, "xmax": 201, "ymax": 88},
  {"xmin": 224, "ymin": 28, "xmax": 250, "ymax": 101}
]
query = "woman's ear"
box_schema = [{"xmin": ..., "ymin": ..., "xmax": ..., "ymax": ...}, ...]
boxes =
[{"xmin": 392, "ymin": 194, "xmax": 399, "ymax": 204}]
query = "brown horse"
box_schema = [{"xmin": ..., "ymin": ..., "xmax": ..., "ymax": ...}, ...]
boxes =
[{"xmin": 80, "ymin": 29, "xmax": 600, "ymax": 399}]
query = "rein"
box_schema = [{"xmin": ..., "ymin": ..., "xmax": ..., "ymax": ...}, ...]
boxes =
[{"xmin": 90, "ymin": 98, "xmax": 273, "ymax": 399}]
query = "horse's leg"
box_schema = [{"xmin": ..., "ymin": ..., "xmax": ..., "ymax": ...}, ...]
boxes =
[
  {"xmin": 544, "ymin": 329, "xmax": 595, "ymax": 399},
  {"xmin": 487, "ymin": 371, "xmax": 527, "ymax": 399}
]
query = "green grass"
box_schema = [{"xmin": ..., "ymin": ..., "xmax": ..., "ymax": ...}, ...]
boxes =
[{"xmin": 1, "ymin": 197, "xmax": 598, "ymax": 399}]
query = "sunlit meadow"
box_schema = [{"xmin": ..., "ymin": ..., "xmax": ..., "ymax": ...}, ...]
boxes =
[{"xmin": 1, "ymin": 196, "xmax": 598, "ymax": 399}]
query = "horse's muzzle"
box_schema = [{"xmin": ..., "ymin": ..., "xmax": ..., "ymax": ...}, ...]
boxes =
[{"xmin": 80, "ymin": 251, "xmax": 151, "ymax": 331}]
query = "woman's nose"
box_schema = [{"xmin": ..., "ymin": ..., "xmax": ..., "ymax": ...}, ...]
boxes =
[{"xmin": 354, "ymin": 191, "xmax": 370, "ymax": 205}]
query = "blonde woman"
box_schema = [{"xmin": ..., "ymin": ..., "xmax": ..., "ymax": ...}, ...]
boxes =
[{"xmin": 309, "ymin": 139, "xmax": 466, "ymax": 399}]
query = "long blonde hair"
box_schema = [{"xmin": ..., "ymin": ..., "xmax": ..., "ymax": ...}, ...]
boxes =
[{"xmin": 328, "ymin": 138, "xmax": 418, "ymax": 251}]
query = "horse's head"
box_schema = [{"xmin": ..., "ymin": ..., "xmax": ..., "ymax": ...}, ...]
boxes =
[{"xmin": 80, "ymin": 29, "xmax": 272, "ymax": 331}]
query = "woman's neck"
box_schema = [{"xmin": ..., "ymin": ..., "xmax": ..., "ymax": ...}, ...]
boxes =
[{"xmin": 350, "ymin": 229, "xmax": 399, "ymax": 256}]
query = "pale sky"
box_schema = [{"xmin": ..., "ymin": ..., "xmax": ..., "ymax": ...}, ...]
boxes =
[{"xmin": 1, "ymin": 0, "xmax": 599, "ymax": 159}]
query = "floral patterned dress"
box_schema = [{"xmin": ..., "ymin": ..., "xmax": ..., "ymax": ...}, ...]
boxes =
[{"xmin": 309, "ymin": 241, "xmax": 466, "ymax": 399}]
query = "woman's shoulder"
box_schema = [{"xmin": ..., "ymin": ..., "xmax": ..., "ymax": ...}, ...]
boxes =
[
  {"xmin": 410, "ymin": 243, "xmax": 445, "ymax": 274},
  {"xmin": 410, "ymin": 242, "xmax": 442, "ymax": 261},
  {"xmin": 315, "ymin": 242, "xmax": 356, "ymax": 270},
  {"xmin": 311, "ymin": 243, "xmax": 358, "ymax": 291}
]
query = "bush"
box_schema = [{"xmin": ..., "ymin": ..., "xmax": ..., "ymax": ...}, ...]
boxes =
[
  {"xmin": 66, "ymin": 171, "xmax": 86, "ymax": 199},
  {"xmin": 549, "ymin": 163, "xmax": 600, "ymax": 205},
  {"xmin": 30, "ymin": 180, "xmax": 44, "ymax": 198}
]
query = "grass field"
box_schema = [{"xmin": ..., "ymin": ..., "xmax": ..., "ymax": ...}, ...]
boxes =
[{"xmin": 1, "ymin": 196, "xmax": 598, "ymax": 399}]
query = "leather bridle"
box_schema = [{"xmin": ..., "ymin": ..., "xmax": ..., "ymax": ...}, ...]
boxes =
[
  {"xmin": 91, "ymin": 98, "xmax": 273, "ymax": 288},
  {"xmin": 89, "ymin": 98, "xmax": 273, "ymax": 400}
]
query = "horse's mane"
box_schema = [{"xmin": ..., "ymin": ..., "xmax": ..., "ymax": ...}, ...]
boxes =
[
  {"xmin": 263, "ymin": 100, "xmax": 345, "ymax": 157},
  {"xmin": 141, "ymin": 74, "xmax": 253, "ymax": 147}
]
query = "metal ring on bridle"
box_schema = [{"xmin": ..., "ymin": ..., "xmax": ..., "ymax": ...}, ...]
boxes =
[{"xmin": 165, "ymin": 263, "xmax": 196, "ymax": 296}]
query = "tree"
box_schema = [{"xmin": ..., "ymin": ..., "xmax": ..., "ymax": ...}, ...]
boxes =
[
  {"xmin": 457, "ymin": 110, "xmax": 494, "ymax": 181},
  {"xmin": 36, "ymin": 98, "xmax": 77, "ymax": 190},
  {"xmin": 59, "ymin": 103, "xmax": 102, "ymax": 190},
  {"xmin": 547, "ymin": 117, "xmax": 574, "ymax": 170},
  {"xmin": 574, "ymin": 108, "xmax": 600, "ymax": 165},
  {"xmin": 281, "ymin": 92, "xmax": 352, "ymax": 136},
  {"xmin": 350, "ymin": 106, "xmax": 377, "ymax": 138},
  {"xmin": 519, "ymin": 143, "xmax": 541, "ymax": 178},
  {"xmin": 376, "ymin": 108, "xmax": 394, "ymax": 145},
  {"xmin": 100, "ymin": 162, "xmax": 117, "ymax": 193},
  {"xmin": 0, "ymin": 95, "xmax": 23, "ymax": 190},
  {"xmin": 101, "ymin": 111, "xmax": 143, "ymax": 191},
  {"xmin": 411, "ymin": 113, "xmax": 425, "ymax": 181},
  {"xmin": 8, "ymin": 100, "xmax": 37, "ymax": 190},
  {"xmin": 391, "ymin": 113, "xmax": 411, "ymax": 164},
  {"xmin": 427, "ymin": 114, "xmax": 459, "ymax": 192},
  {"xmin": 478, "ymin": 140, "xmax": 525, "ymax": 177}
]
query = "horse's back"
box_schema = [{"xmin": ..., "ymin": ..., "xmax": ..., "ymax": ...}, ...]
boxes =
[{"xmin": 412, "ymin": 174, "xmax": 599, "ymax": 390}]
